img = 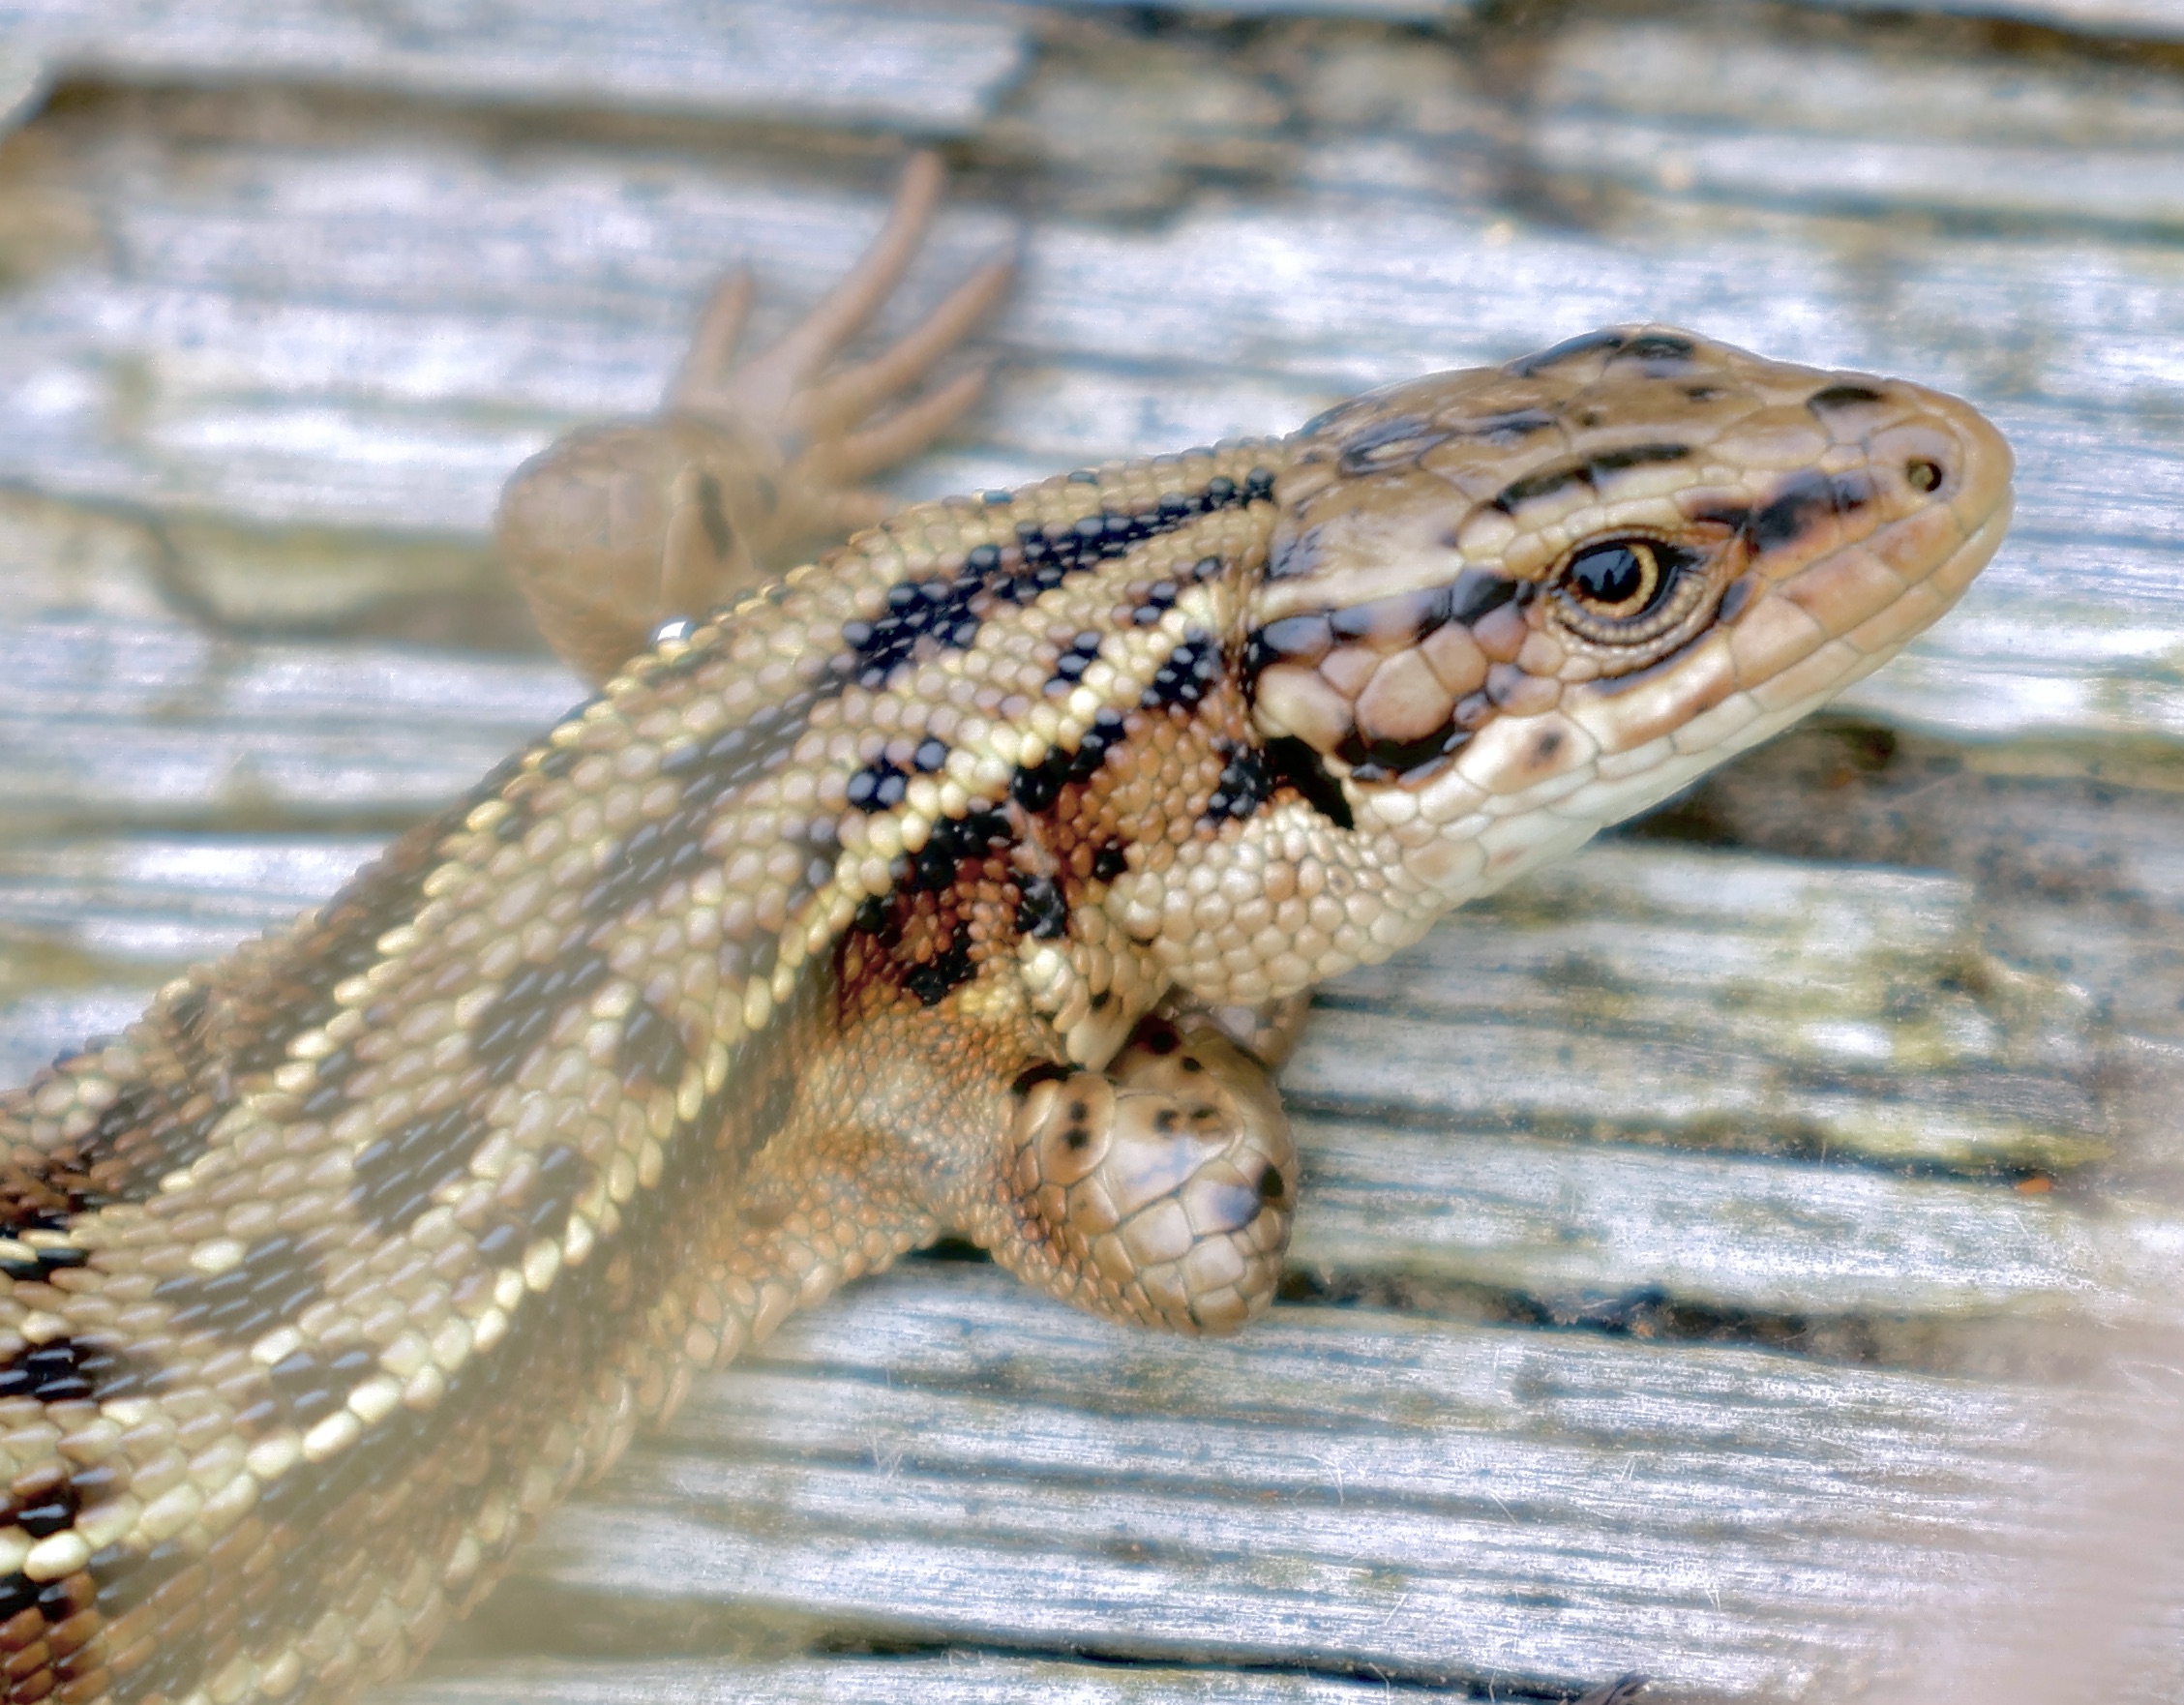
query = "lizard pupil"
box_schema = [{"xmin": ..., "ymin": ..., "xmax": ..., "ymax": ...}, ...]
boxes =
[{"xmin": 1566, "ymin": 540, "xmax": 1660, "ymax": 615}]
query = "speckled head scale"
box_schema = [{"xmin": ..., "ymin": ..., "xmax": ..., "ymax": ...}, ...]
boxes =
[{"xmin": 1242, "ymin": 324, "xmax": 2013, "ymax": 884}]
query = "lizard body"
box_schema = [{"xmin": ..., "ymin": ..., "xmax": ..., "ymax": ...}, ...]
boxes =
[{"xmin": 0, "ymin": 164, "xmax": 2012, "ymax": 1705}]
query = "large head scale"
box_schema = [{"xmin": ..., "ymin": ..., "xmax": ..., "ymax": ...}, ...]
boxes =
[{"xmin": 1242, "ymin": 323, "xmax": 2014, "ymax": 900}]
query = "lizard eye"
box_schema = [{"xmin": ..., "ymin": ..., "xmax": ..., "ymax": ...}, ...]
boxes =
[{"xmin": 1551, "ymin": 535, "xmax": 1710, "ymax": 644}]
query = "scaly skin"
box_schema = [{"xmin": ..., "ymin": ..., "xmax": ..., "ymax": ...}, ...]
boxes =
[{"xmin": 0, "ymin": 173, "xmax": 2012, "ymax": 1705}]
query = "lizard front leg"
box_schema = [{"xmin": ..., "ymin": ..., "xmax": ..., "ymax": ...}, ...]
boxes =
[
  {"xmin": 674, "ymin": 1003, "xmax": 1296, "ymax": 1362},
  {"xmin": 495, "ymin": 151, "xmax": 1013, "ymax": 685}
]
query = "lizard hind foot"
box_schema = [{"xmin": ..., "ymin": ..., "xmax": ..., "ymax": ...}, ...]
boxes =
[{"xmin": 996, "ymin": 1020, "xmax": 1297, "ymax": 1335}]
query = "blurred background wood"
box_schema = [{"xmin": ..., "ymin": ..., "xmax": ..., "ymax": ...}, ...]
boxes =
[{"xmin": 3, "ymin": 1, "xmax": 2183, "ymax": 1698}]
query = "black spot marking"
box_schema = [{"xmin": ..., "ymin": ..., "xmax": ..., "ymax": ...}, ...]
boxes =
[
  {"xmin": 1011, "ymin": 1062, "xmax": 1073, "ymax": 1095},
  {"xmin": 1493, "ymin": 464, "xmax": 1583, "ymax": 511},
  {"xmin": 621, "ymin": 1000, "xmax": 689, "ymax": 1088},
  {"xmin": 1092, "ymin": 844, "xmax": 1129, "ymax": 883},
  {"xmin": 1015, "ymin": 876, "xmax": 1069, "ymax": 940},
  {"xmin": 153, "ymin": 1235, "xmax": 325, "ymax": 1342},
  {"xmin": 695, "ymin": 471, "xmax": 734, "ymax": 559},
  {"xmin": 1507, "ymin": 328, "xmax": 1626, "ymax": 376},
  {"xmin": 853, "ymin": 895, "xmax": 890, "ymax": 935},
  {"xmin": 848, "ymin": 760, "xmax": 909, "ymax": 813},
  {"xmin": 1589, "ymin": 442, "xmax": 1690, "ymax": 477},
  {"xmin": 1807, "ymin": 383, "xmax": 1885, "ymax": 413},
  {"xmin": 1264, "ymin": 735, "xmax": 1354, "ymax": 830},
  {"xmin": 1047, "ymin": 629, "xmax": 1105, "ymax": 691},
  {"xmin": 910, "ymin": 804, "xmax": 1014, "ymax": 894},
  {"xmin": 912, "ymin": 737, "xmax": 948, "ymax": 772},
  {"xmin": 471, "ymin": 949, "xmax": 614, "ymax": 1085},
  {"xmin": 1493, "ymin": 443, "xmax": 1688, "ymax": 515},
  {"xmin": 1533, "ymin": 728, "xmax": 1565, "ymax": 764},
  {"xmin": 904, "ymin": 926, "xmax": 977, "ymax": 1008},
  {"xmin": 1142, "ymin": 628, "xmax": 1223, "ymax": 710},
  {"xmin": 1204, "ymin": 743, "xmax": 1272, "ymax": 823},
  {"xmin": 1011, "ymin": 707, "xmax": 1124, "ymax": 813},
  {"xmin": 1131, "ymin": 578, "xmax": 1181, "ymax": 626},
  {"xmin": 0, "ymin": 1335, "xmax": 159, "ymax": 1405},
  {"xmin": 1747, "ymin": 469, "xmax": 1872, "ymax": 553}
]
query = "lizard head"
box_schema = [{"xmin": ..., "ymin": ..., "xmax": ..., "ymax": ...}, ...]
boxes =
[{"xmin": 1242, "ymin": 323, "xmax": 2014, "ymax": 900}]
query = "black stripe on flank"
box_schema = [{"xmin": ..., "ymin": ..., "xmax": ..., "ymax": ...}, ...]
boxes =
[
  {"xmin": 588, "ymin": 690, "xmax": 821, "ymax": 923},
  {"xmin": 0, "ymin": 1335, "xmax": 163, "ymax": 1405},
  {"xmin": 346, "ymin": 1101, "xmax": 484, "ymax": 1238},
  {"xmin": 153, "ymin": 1235, "xmax": 325, "ymax": 1343},
  {"xmin": 621, "ymin": 1000, "xmax": 690, "ymax": 1088},
  {"xmin": 471, "ymin": 949, "xmax": 615, "ymax": 1084},
  {"xmin": 840, "ymin": 469, "xmax": 1270, "ymax": 694}
]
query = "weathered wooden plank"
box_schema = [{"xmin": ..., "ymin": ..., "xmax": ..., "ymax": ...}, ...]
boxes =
[
  {"xmin": 1290, "ymin": 1120, "xmax": 2116, "ymax": 1318},
  {"xmin": 442, "ymin": 1262, "xmax": 2061, "ymax": 1701},
  {"xmin": 0, "ymin": 0, "xmax": 1028, "ymax": 135},
  {"xmin": 1780, "ymin": 0, "xmax": 2184, "ymax": 41},
  {"xmin": 0, "ymin": 614, "xmax": 580, "ymax": 823},
  {"xmin": 1533, "ymin": 15, "xmax": 2184, "ymax": 226},
  {"xmin": 385, "ymin": 1655, "xmax": 1403, "ymax": 1705}
]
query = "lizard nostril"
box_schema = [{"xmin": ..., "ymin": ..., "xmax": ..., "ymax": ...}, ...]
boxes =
[
  {"xmin": 1905, "ymin": 457, "xmax": 1945, "ymax": 494},
  {"xmin": 1256, "ymin": 1164, "xmax": 1286, "ymax": 1205}
]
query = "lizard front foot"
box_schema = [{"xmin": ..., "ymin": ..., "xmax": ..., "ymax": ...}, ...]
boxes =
[
  {"xmin": 495, "ymin": 150, "xmax": 1014, "ymax": 683},
  {"xmin": 984, "ymin": 1017, "xmax": 1297, "ymax": 1335}
]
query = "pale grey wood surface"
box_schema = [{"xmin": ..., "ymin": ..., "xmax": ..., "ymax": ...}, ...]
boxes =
[{"xmin": 3, "ymin": 4, "xmax": 2183, "ymax": 1701}]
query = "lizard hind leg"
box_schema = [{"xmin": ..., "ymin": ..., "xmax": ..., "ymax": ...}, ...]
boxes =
[{"xmin": 982, "ymin": 1017, "xmax": 1298, "ymax": 1336}]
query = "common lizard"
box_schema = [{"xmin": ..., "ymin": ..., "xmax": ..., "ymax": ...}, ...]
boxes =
[{"xmin": 0, "ymin": 156, "xmax": 2014, "ymax": 1704}]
